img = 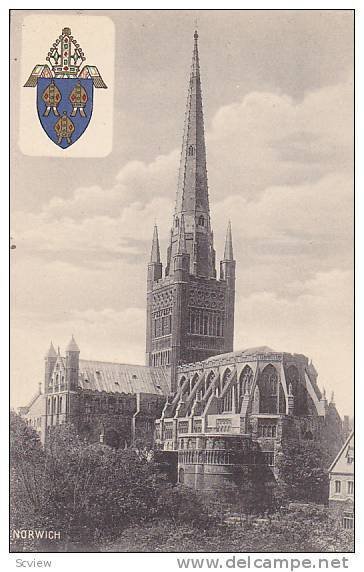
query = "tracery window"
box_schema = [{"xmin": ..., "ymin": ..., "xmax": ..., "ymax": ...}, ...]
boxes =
[
  {"xmin": 263, "ymin": 452, "xmax": 275, "ymax": 466},
  {"xmin": 239, "ymin": 365, "xmax": 253, "ymax": 396},
  {"xmin": 258, "ymin": 365, "xmax": 280, "ymax": 414},
  {"xmin": 164, "ymin": 423, "xmax": 173, "ymax": 440},
  {"xmin": 153, "ymin": 308, "xmax": 172, "ymax": 339},
  {"xmin": 222, "ymin": 368, "xmax": 231, "ymax": 387},
  {"xmin": 205, "ymin": 371, "xmax": 215, "ymax": 391},
  {"xmin": 188, "ymin": 309, "xmax": 224, "ymax": 337}
]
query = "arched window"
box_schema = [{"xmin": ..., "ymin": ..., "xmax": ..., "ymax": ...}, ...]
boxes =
[
  {"xmin": 198, "ymin": 215, "xmax": 205, "ymax": 227},
  {"xmin": 206, "ymin": 371, "xmax": 215, "ymax": 391},
  {"xmin": 175, "ymin": 217, "xmax": 179, "ymax": 227},
  {"xmin": 239, "ymin": 365, "xmax": 253, "ymax": 396},
  {"xmin": 222, "ymin": 368, "xmax": 231, "ymax": 387},
  {"xmin": 188, "ymin": 145, "xmax": 194, "ymax": 157},
  {"xmin": 223, "ymin": 387, "xmax": 233, "ymax": 412},
  {"xmin": 179, "ymin": 468, "xmax": 185, "ymax": 484},
  {"xmin": 286, "ymin": 365, "xmax": 307, "ymax": 415},
  {"xmin": 257, "ymin": 365, "xmax": 280, "ymax": 414}
]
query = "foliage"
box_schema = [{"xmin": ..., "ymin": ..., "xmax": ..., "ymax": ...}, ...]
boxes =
[
  {"xmin": 275, "ymin": 440, "xmax": 330, "ymax": 504},
  {"xmin": 10, "ymin": 413, "xmax": 210, "ymax": 551},
  {"xmin": 10, "ymin": 413, "xmax": 353, "ymax": 553},
  {"xmin": 104, "ymin": 507, "xmax": 353, "ymax": 553}
]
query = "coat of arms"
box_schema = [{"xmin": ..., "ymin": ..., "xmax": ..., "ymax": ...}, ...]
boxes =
[{"xmin": 24, "ymin": 27, "xmax": 107, "ymax": 148}]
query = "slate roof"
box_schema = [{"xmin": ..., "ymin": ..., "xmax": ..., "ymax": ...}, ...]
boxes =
[
  {"xmin": 78, "ymin": 360, "xmax": 170, "ymax": 396},
  {"xmin": 328, "ymin": 431, "xmax": 354, "ymax": 473},
  {"xmin": 199, "ymin": 347, "xmax": 277, "ymax": 365}
]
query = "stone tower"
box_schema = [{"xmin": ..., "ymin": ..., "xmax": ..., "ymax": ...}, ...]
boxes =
[{"xmin": 146, "ymin": 31, "xmax": 236, "ymax": 393}]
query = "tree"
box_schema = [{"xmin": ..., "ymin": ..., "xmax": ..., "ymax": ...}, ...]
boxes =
[
  {"xmin": 11, "ymin": 414, "xmax": 202, "ymax": 550},
  {"xmin": 275, "ymin": 440, "xmax": 330, "ymax": 504}
]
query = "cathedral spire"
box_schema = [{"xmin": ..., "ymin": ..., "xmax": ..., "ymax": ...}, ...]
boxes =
[
  {"xmin": 150, "ymin": 224, "xmax": 161, "ymax": 263},
  {"xmin": 166, "ymin": 31, "xmax": 216, "ymax": 278},
  {"xmin": 223, "ymin": 221, "xmax": 234, "ymax": 261}
]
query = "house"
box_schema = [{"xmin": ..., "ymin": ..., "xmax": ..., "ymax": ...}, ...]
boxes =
[{"xmin": 328, "ymin": 431, "xmax": 354, "ymax": 529}]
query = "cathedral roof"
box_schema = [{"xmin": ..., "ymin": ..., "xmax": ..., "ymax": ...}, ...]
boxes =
[
  {"xmin": 200, "ymin": 346, "xmax": 278, "ymax": 364},
  {"xmin": 78, "ymin": 360, "xmax": 169, "ymax": 396}
]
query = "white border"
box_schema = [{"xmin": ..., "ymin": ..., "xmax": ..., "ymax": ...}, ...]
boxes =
[{"xmin": 3, "ymin": 1, "xmax": 360, "ymax": 570}]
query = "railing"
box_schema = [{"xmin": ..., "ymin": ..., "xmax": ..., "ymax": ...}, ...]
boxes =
[
  {"xmin": 179, "ymin": 449, "xmax": 233, "ymax": 465},
  {"xmin": 205, "ymin": 425, "xmax": 242, "ymax": 434}
]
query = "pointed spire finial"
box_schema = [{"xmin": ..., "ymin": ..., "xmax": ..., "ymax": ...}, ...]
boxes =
[
  {"xmin": 224, "ymin": 220, "xmax": 234, "ymax": 261},
  {"xmin": 45, "ymin": 341, "xmax": 57, "ymax": 359},
  {"xmin": 66, "ymin": 335, "xmax": 80, "ymax": 353},
  {"xmin": 150, "ymin": 225, "xmax": 161, "ymax": 263},
  {"xmin": 176, "ymin": 214, "xmax": 187, "ymax": 254}
]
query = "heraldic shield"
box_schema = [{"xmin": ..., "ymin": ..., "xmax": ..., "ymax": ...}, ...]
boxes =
[
  {"xmin": 24, "ymin": 27, "xmax": 107, "ymax": 149},
  {"xmin": 37, "ymin": 78, "xmax": 93, "ymax": 148}
]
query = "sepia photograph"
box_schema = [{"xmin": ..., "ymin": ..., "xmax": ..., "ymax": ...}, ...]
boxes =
[{"xmin": 10, "ymin": 8, "xmax": 354, "ymax": 555}]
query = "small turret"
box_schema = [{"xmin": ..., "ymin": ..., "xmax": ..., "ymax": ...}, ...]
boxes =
[
  {"xmin": 220, "ymin": 221, "xmax": 236, "ymax": 352},
  {"xmin": 147, "ymin": 225, "xmax": 163, "ymax": 283},
  {"xmin": 224, "ymin": 220, "xmax": 234, "ymax": 261},
  {"xmin": 65, "ymin": 335, "xmax": 80, "ymax": 391},
  {"xmin": 45, "ymin": 341, "xmax": 57, "ymax": 359},
  {"xmin": 44, "ymin": 341, "xmax": 57, "ymax": 392},
  {"xmin": 66, "ymin": 335, "xmax": 80, "ymax": 353},
  {"xmin": 220, "ymin": 221, "xmax": 236, "ymax": 281}
]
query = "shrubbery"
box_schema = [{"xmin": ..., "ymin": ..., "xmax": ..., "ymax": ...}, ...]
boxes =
[
  {"xmin": 10, "ymin": 412, "xmax": 211, "ymax": 551},
  {"xmin": 10, "ymin": 412, "xmax": 353, "ymax": 553}
]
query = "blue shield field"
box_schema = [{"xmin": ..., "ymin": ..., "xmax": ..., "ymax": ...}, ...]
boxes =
[{"xmin": 36, "ymin": 78, "xmax": 93, "ymax": 149}]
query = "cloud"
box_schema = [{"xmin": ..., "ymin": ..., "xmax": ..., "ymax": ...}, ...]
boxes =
[
  {"xmin": 11, "ymin": 77, "xmax": 353, "ymax": 414},
  {"xmin": 11, "ymin": 307, "xmax": 147, "ymax": 408},
  {"xmin": 234, "ymin": 269, "xmax": 353, "ymax": 415}
]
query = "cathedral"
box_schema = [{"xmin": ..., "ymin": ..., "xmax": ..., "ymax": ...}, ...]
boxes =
[{"xmin": 19, "ymin": 31, "xmax": 344, "ymax": 491}]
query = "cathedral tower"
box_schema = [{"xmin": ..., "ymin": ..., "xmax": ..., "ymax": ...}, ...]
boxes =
[{"xmin": 146, "ymin": 32, "xmax": 236, "ymax": 393}]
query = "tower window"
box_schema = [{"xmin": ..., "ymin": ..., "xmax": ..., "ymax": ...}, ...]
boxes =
[
  {"xmin": 198, "ymin": 215, "xmax": 205, "ymax": 227},
  {"xmin": 188, "ymin": 145, "xmax": 194, "ymax": 156}
]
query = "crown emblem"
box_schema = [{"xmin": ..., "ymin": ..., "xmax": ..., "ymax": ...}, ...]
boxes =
[
  {"xmin": 45, "ymin": 27, "xmax": 86, "ymax": 77},
  {"xmin": 24, "ymin": 26, "xmax": 107, "ymax": 148}
]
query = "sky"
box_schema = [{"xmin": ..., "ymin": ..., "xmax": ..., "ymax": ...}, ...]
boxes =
[{"xmin": 10, "ymin": 9, "xmax": 354, "ymax": 415}]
